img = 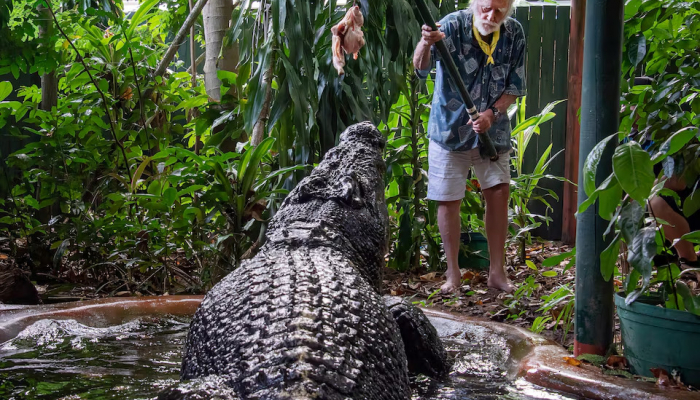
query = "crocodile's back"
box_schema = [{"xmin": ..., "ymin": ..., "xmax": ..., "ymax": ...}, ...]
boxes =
[{"xmin": 181, "ymin": 245, "xmax": 411, "ymax": 400}]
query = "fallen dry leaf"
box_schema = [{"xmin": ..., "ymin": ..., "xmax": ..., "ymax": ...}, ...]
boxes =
[
  {"xmin": 0, "ymin": 253, "xmax": 7, "ymax": 260},
  {"xmin": 420, "ymin": 272, "xmax": 439, "ymax": 281},
  {"xmin": 390, "ymin": 288, "xmax": 404, "ymax": 296},
  {"xmin": 605, "ymin": 355, "xmax": 628, "ymax": 369},
  {"xmin": 462, "ymin": 270, "xmax": 475, "ymax": 280},
  {"xmin": 563, "ymin": 356, "xmax": 582, "ymax": 366},
  {"xmin": 408, "ymin": 281, "xmax": 422, "ymax": 290},
  {"xmin": 475, "ymin": 300, "xmax": 483, "ymax": 306}
]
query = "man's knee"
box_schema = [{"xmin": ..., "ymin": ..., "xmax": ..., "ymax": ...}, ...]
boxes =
[
  {"xmin": 649, "ymin": 195, "xmax": 675, "ymax": 217},
  {"xmin": 483, "ymin": 182, "xmax": 510, "ymax": 199},
  {"xmin": 437, "ymin": 199, "xmax": 462, "ymax": 213}
]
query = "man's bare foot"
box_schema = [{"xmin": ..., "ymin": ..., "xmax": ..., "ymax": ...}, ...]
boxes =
[
  {"xmin": 487, "ymin": 268, "xmax": 515, "ymax": 293},
  {"xmin": 440, "ymin": 268, "xmax": 462, "ymax": 293}
]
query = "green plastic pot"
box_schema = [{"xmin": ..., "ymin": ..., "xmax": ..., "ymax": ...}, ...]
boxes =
[
  {"xmin": 458, "ymin": 232, "xmax": 489, "ymax": 270},
  {"xmin": 615, "ymin": 291, "xmax": 700, "ymax": 387}
]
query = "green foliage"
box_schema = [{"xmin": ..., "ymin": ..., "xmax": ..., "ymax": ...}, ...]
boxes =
[
  {"xmin": 533, "ymin": 283, "xmax": 575, "ymax": 343},
  {"xmin": 577, "ymin": 0, "xmax": 700, "ymax": 313},
  {"xmin": 508, "ymin": 97, "xmax": 568, "ymax": 260},
  {"xmin": 503, "ymin": 275, "xmax": 539, "ymax": 321},
  {"xmin": 0, "ymin": 1, "xmax": 297, "ymax": 294},
  {"xmin": 382, "ymin": 76, "xmax": 442, "ymax": 271}
]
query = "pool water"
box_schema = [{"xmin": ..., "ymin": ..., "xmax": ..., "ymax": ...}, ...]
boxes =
[{"xmin": 0, "ymin": 316, "xmax": 577, "ymax": 400}]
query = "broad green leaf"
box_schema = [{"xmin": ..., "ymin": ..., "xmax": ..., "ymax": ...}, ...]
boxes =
[
  {"xmin": 542, "ymin": 248, "xmax": 576, "ymax": 267},
  {"xmin": 600, "ymin": 235, "xmax": 621, "ymax": 281},
  {"xmin": 542, "ymin": 271, "xmax": 557, "ymax": 277},
  {"xmin": 683, "ymin": 191, "xmax": 700, "ymax": 218},
  {"xmin": 651, "ymin": 127, "xmax": 698, "ymax": 163},
  {"xmin": 627, "ymin": 34, "xmax": 647, "ymax": 66},
  {"xmin": 612, "ymin": 142, "xmax": 654, "ymax": 204},
  {"xmin": 176, "ymin": 95, "xmax": 209, "ymax": 110},
  {"xmin": 651, "ymin": 27, "xmax": 673, "ymax": 40},
  {"xmin": 526, "ymin": 260, "xmax": 538, "ymax": 271},
  {"xmin": 217, "ymin": 70, "xmax": 237, "ymax": 86},
  {"xmin": 619, "ymin": 200, "xmax": 644, "ymax": 244},
  {"xmin": 676, "ymin": 281, "xmax": 700, "ymax": 315},
  {"xmin": 147, "ymin": 180, "xmax": 161, "ymax": 196},
  {"xmin": 577, "ymin": 173, "xmax": 616, "ymax": 215},
  {"xmin": 0, "ymin": 81, "xmax": 12, "ymax": 102},
  {"xmin": 162, "ymin": 187, "xmax": 177, "ymax": 207},
  {"xmin": 680, "ymin": 231, "xmax": 700, "ymax": 244},
  {"xmin": 626, "ymin": 269, "xmax": 641, "ymax": 295},
  {"xmin": 627, "ymin": 226, "xmax": 657, "ymax": 291},
  {"xmin": 598, "ymin": 176, "xmax": 622, "ymax": 221},
  {"xmin": 640, "ymin": 9, "xmax": 659, "ymax": 32},
  {"xmin": 583, "ymin": 133, "xmax": 616, "ymax": 196}
]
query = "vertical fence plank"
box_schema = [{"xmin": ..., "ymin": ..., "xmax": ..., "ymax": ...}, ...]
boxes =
[
  {"xmin": 563, "ymin": 0, "xmax": 585, "ymax": 244},
  {"xmin": 522, "ymin": 5, "xmax": 542, "ymax": 184},
  {"xmin": 529, "ymin": 4, "xmax": 559, "ymax": 239}
]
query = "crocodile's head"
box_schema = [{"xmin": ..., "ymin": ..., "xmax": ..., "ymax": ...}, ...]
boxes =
[{"xmin": 265, "ymin": 121, "xmax": 389, "ymax": 289}]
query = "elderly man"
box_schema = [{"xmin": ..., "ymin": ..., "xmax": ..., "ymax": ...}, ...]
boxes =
[{"xmin": 413, "ymin": 0, "xmax": 526, "ymax": 293}]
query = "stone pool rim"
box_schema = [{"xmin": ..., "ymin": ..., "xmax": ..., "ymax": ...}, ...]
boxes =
[{"xmin": 2, "ymin": 295, "xmax": 698, "ymax": 400}]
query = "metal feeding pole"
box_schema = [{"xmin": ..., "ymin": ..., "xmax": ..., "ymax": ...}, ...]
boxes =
[
  {"xmin": 575, "ymin": 0, "xmax": 624, "ymax": 357},
  {"xmin": 413, "ymin": 0, "xmax": 499, "ymax": 161}
]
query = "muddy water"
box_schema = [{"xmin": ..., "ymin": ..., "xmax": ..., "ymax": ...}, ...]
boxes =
[{"xmin": 0, "ymin": 316, "xmax": 576, "ymax": 400}]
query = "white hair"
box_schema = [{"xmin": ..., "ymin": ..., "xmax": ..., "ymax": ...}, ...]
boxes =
[{"xmin": 470, "ymin": 0, "xmax": 517, "ymax": 19}]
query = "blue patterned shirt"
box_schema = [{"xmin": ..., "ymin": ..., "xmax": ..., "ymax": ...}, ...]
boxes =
[{"xmin": 416, "ymin": 9, "xmax": 527, "ymax": 155}]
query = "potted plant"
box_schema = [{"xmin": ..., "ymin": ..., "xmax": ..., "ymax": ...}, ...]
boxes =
[
  {"xmin": 459, "ymin": 177, "xmax": 489, "ymax": 270},
  {"xmin": 577, "ymin": 0, "xmax": 700, "ymax": 386}
]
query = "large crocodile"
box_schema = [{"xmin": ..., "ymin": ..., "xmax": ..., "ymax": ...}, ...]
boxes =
[{"xmin": 161, "ymin": 122, "xmax": 450, "ymax": 399}]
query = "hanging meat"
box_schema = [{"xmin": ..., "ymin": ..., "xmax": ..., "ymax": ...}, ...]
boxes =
[{"xmin": 331, "ymin": 5, "xmax": 366, "ymax": 76}]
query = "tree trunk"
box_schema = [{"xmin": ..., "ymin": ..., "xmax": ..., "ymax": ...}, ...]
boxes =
[
  {"xmin": 38, "ymin": 6, "xmax": 57, "ymax": 111},
  {"xmin": 203, "ymin": 0, "xmax": 240, "ymax": 101},
  {"xmin": 251, "ymin": 48, "xmax": 276, "ymax": 146},
  {"xmin": 38, "ymin": 5, "xmax": 58, "ymax": 227}
]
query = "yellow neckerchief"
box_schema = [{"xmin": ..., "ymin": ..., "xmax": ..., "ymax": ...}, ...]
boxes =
[{"xmin": 472, "ymin": 14, "xmax": 500, "ymax": 65}]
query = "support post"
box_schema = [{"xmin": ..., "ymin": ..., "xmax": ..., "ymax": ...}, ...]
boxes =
[
  {"xmin": 561, "ymin": 0, "xmax": 585, "ymax": 245},
  {"xmin": 574, "ymin": 0, "xmax": 624, "ymax": 357}
]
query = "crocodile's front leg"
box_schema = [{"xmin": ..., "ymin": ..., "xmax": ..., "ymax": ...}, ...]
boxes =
[{"xmin": 383, "ymin": 296, "xmax": 452, "ymax": 378}]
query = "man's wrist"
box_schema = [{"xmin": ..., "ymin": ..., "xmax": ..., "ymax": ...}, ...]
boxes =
[
  {"xmin": 489, "ymin": 105, "xmax": 501, "ymax": 122},
  {"xmin": 484, "ymin": 108, "xmax": 496, "ymax": 124}
]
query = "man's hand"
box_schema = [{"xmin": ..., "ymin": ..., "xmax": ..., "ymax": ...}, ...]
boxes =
[
  {"xmin": 421, "ymin": 24, "xmax": 445, "ymax": 46},
  {"xmin": 468, "ymin": 109, "xmax": 496, "ymax": 134}
]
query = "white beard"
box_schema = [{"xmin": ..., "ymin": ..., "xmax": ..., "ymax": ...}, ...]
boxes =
[{"xmin": 474, "ymin": 18, "xmax": 500, "ymax": 36}]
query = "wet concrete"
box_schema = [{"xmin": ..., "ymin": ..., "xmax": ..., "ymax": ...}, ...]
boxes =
[
  {"xmin": 2, "ymin": 296, "xmax": 699, "ymax": 399},
  {"xmin": 0, "ymin": 295, "xmax": 203, "ymax": 343},
  {"xmin": 421, "ymin": 308, "xmax": 700, "ymax": 400}
]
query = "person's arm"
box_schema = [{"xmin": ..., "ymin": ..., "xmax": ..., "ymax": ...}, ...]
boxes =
[
  {"xmin": 663, "ymin": 174, "xmax": 687, "ymax": 192},
  {"xmin": 469, "ymin": 94, "xmax": 518, "ymax": 133},
  {"xmin": 413, "ymin": 23, "xmax": 446, "ymax": 78}
]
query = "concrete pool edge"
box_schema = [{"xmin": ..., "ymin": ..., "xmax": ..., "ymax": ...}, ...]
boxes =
[
  {"xmin": 2, "ymin": 295, "xmax": 698, "ymax": 399},
  {"xmin": 421, "ymin": 308, "xmax": 700, "ymax": 400}
]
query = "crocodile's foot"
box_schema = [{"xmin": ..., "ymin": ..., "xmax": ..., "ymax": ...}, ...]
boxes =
[{"xmin": 383, "ymin": 296, "xmax": 452, "ymax": 378}]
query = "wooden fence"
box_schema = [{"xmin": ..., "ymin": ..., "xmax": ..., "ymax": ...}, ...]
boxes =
[{"xmin": 514, "ymin": 2, "xmax": 571, "ymax": 240}]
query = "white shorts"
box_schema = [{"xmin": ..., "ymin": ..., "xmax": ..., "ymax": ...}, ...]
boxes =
[{"xmin": 427, "ymin": 140, "xmax": 511, "ymax": 202}]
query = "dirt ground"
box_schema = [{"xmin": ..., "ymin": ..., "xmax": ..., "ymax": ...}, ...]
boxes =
[{"xmin": 383, "ymin": 241, "xmax": 581, "ymax": 349}]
